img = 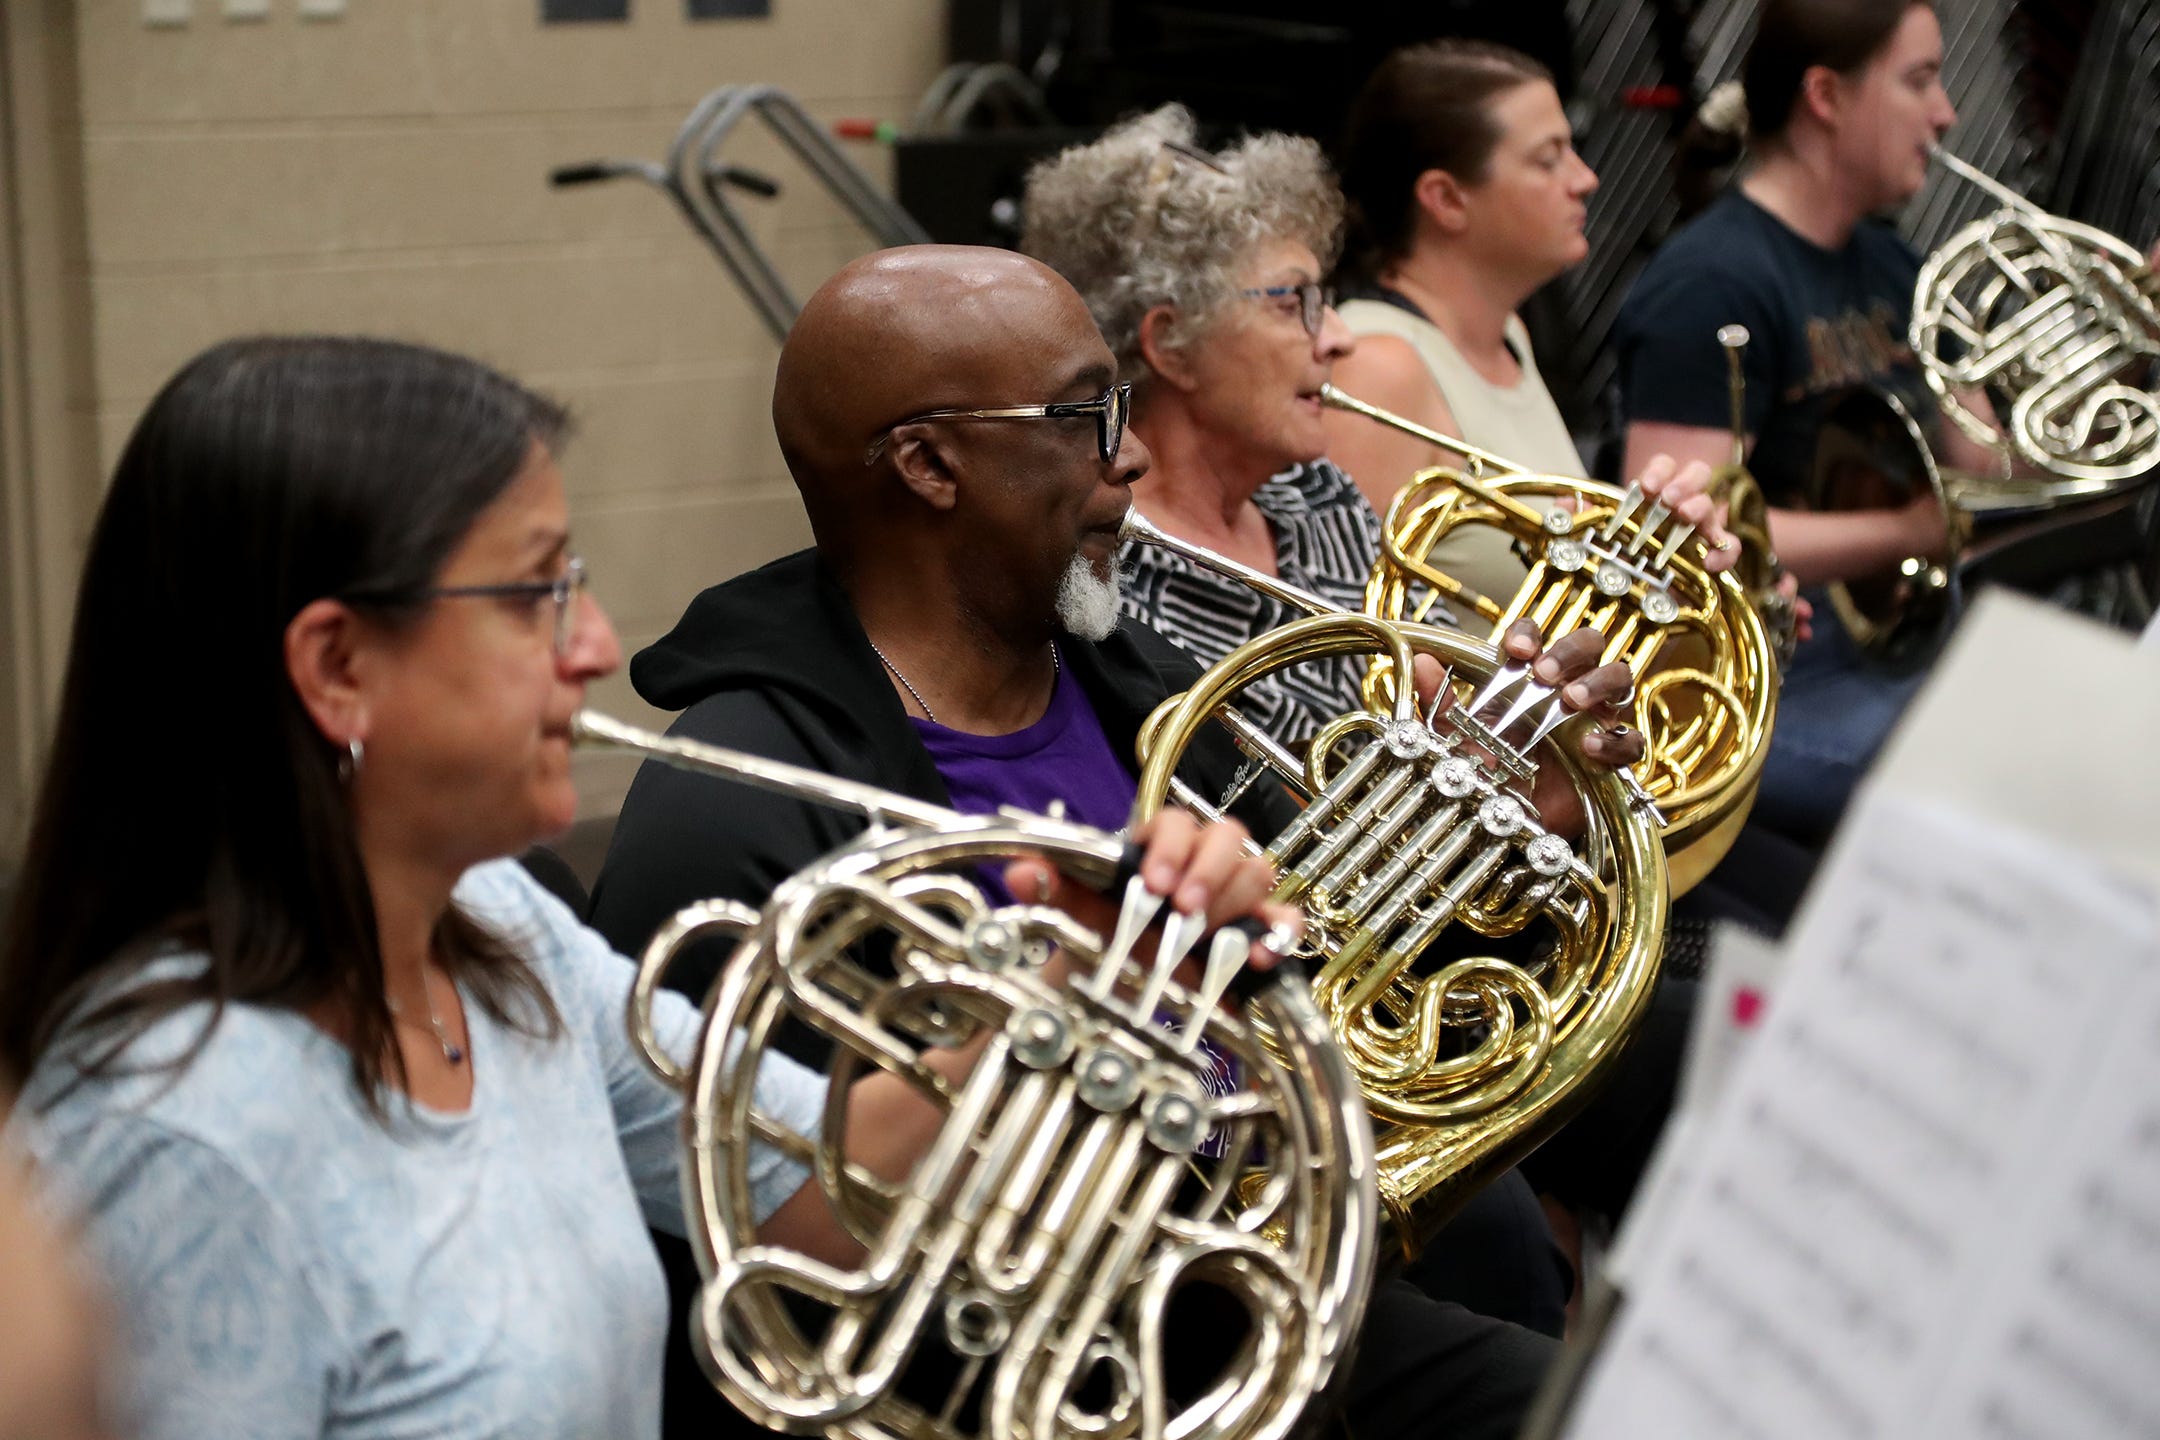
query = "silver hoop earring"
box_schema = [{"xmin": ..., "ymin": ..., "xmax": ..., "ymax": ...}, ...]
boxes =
[{"xmin": 339, "ymin": 737, "xmax": 364, "ymax": 783}]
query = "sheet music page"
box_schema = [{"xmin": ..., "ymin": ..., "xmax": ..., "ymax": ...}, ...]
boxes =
[
  {"xmin": 1673, "ymin": 923, "xmax": 1786, "ymax": 1118},
  {"xmin": 1603, "ymin": 924, "xmax": 1787, "ymax": 1292},
  {"xmin": 1563, "ymin": 792, "xmax": 2160, "ymax": 1440}
]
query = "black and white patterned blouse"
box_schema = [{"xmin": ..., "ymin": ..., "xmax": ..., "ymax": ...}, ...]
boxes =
[{"xmin": 1117, "ymin": 459, "xmax": 1460, "ymax": 747}]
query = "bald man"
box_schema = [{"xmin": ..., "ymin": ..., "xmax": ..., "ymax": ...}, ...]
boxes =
[
  {"xmin": 588, "ymin": 247, "xmax": 1303, "ymax": 992},
  {"xmin": 589, "ymin": 245, "xmax": 1628, "ymax": 1440}
]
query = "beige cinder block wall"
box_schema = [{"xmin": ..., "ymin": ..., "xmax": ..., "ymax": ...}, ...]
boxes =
[
  {"xmin": 1, "ymin": 1, "xmax": 100, "ymax": 869},
  {"xmin": 1, "ymin": 0, "xmax": 944, "ymax": 854}
]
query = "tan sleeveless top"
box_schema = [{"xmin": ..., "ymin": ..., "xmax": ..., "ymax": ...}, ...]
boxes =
[{"xmin": 1338, "ymin": 298, "xmax": 1583, "ymax": 607}]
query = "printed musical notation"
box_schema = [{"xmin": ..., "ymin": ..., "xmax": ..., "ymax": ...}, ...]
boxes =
[{"xmin": 1564, "ymin": 793, "xmax": 2160, "ymax": 1440}]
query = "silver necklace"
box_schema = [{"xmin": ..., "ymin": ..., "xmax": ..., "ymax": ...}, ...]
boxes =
[
  {"xmin": 870, "ymin": 640, "xmax": 1058, "ymax": 726},
  {"xmin": 387, "ymin": 969, "xmax": 465, "ymax": 1066}
]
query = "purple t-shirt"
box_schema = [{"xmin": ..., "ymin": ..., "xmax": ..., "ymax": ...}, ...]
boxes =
[
  {"xmin": 912, "ymin": 649, "xmax": 1239, "ymax": 1144},
  {"xmin": 911, "ymin": 647, "xmax": 1137, "ymax": 844}
]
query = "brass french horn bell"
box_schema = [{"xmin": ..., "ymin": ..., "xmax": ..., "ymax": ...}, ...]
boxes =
[
  {"xmin": 1114, "ymin": 525, "xmax": 1668, "ymax": 1244},
  {"xmin": 1805, "ymin": 384, "xmax": 1967, "ymax": 668},
  {"xmin": 574, "ymin": 712, "xmax": 1378, "ymax": 1440},
  {"xmin": 1318, "ymin": 384, "xmax": 1778, "ymax": 895}
]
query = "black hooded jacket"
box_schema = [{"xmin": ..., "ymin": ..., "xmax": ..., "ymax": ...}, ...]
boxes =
[{"xmin": 585, "ymin": 547, "xmax": 1295, "ymax": 1003}]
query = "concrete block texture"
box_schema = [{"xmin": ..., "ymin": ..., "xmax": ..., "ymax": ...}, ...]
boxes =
[
  {"xmin": 76, "ymin": 1, "xmax": 941, "ymax": 124},
  {"xmin": 59, "ymin": 0, "xmax": 945, "ymax": 822}
]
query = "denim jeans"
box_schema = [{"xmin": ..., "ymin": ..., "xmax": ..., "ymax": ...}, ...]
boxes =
[{"xmin": 1752, "ymin": 591, "xmax": 1927, "ymax": 844}]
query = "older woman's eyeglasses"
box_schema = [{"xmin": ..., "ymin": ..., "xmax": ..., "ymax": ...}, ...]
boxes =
[
  {"xmin": 346, "ymin": 555, "xmax": 590, "ymax": 657},
  {"xmin": 863, "ymin": 382, "xmax": 1133, "ymax": 466},
  {"xmin": 1242, "ymin": 282, "xmax": 1335, "ymax": 339}
]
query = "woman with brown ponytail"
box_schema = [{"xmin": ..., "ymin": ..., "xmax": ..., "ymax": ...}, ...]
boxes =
[
  {"xmin": 1614, "ymin": 0, "xmax": 1985, "ymax": 843},
  {"xmin": 1324, "ymin": 40, "xmax": 1595, "ymax": 604}
]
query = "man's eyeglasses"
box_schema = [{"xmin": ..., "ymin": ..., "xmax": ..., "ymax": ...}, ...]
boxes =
[
  {"xmin": 863, "ymin": 381, "xmax": 1133, "ymax": 466},
  {"xmin": 344, "ymin": 555, "xmax": 590, "ymax": 657},
  {"xmin": 1242, "ymin": 282, "xmax": 1335, "ymax": 339}
]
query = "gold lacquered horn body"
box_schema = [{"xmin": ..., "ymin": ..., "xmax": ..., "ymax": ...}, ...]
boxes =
[
  {"xmin": 1111, "ymin": 526, "xmax": 1669, "ymax": 1245},
  {"xmin": 1318, "ymin": 383, "xmax": 1779, "ymax": 894}
]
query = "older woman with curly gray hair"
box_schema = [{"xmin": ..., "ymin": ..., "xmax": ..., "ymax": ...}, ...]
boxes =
[
  {"xmin": 1026, "ymin": 109, "xmax": 1721, "ymax": 744},
  {"xmin": 1023, "ymin": 106, "xmax": 1346, "ymax": 408},
  {"xmin": 1021, "ymin": 106, "xmax": 1407, "ymax": 746},
  {"xmin": 1026, "ymin": 105, "xmax": 1739, "ymax": 749}
]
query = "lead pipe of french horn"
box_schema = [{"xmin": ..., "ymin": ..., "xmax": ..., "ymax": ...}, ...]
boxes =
[{"xmin": 1315, "ymin": 384, "xmax": 1548, "ymax": 528}]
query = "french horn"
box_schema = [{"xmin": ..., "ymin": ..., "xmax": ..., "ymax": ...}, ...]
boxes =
[
  {"xmin": 574, "ymin": 711, "xmax": 1378, "ymax": 1440},
  {"xmin": 1914, "ymin": 146, "xmax": 2160, "ymax": 486},
  {"xmin": 1318, "ymin": 384, "xmax": 1777, "ymax": 894},
  {"xmin": 1808, "ymin": 147, "xmax": 2160, "ymax": 661},
  {"xmin": 1110, "ymin": 529, "xmax": 1669, "ymax": 1243},
  {"xmin": 1805, "ymin": 384, "xmax": 1966, "ymax": 667}
]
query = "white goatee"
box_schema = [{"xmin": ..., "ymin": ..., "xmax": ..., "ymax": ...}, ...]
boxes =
[{"xmin": 1054, "ymin": 551, "xmax": 1122, "ymax": 641}]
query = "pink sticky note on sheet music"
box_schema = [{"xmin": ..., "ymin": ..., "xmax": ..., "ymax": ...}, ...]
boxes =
[{"xmin": 1732, "ymin": 986, "xmax": 1765, "ymax": 1027}]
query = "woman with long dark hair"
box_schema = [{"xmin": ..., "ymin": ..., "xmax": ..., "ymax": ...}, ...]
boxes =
[{"xmin": 0, "ymin": 334, "xmax": 1276, "ymax": 1439}]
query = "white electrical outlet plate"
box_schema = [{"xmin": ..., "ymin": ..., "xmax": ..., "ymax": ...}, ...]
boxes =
[
  {"xmin": 143, "ymin": 0, "xmax": 192, "ymax": 26},
  {"xmin": 223, "ymin": 0, "xmax": 270, "ymax": 17},
  {"xmin": 297, "ymin": 0, "xmax": 346, "ymax": 17}
]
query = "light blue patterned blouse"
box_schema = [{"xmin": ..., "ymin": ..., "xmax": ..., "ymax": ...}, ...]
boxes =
[{"xmin": 12, "ymin": 858, "xmax": 823, "ymax": 1440}]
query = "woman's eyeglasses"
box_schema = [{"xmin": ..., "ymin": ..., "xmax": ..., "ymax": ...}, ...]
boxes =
[
  {"xmin": 863, "ymin": 381, "xmax": 1133, "ymax": 466},
  {"xmin": 1241, "ymin": 282, "xmax": 1335, "ymax": 339},
  {"xmin": 345, "ymin": 555, "xmax": 590, "ymax": 657}
]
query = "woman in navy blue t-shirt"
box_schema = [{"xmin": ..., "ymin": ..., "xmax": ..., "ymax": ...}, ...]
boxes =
[{"xmin": 1615, "ymin": 0, "xmax": 1997, "ymax": 840}]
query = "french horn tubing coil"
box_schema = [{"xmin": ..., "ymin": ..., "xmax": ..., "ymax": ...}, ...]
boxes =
[
  {"xmin": 574, "ymin": 711, "xmax": 1378, "ymax": 1440},
  {"xmin": 1316, "ymin": 384, "xmax": 1777, "ymax": 893},
  {"xmin": 1103, "ymin": 599, "xmax": 1668, "ymax": 1244}
]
